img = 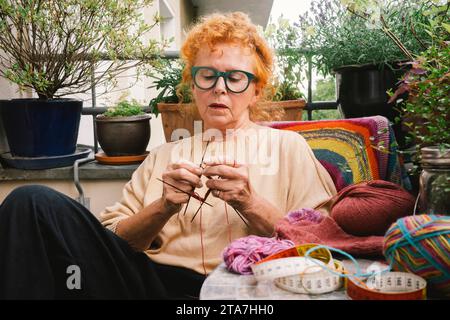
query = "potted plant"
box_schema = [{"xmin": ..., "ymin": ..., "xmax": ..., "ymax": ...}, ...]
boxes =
[
  {"xmin": 148, "ymin": 59, "xmax": 198, "ymax": 142},
  {"xmin": 264, "ymin": 16, "xmax": 306, "ymax": 120},
  {"xmin": 385, "ymin": 2, "xmax": 449, "ymax": 210},
  {"xmin": 96, "ymin": 99, "xmax": 151, "ymax": 157},
  {"xmin": 295, "ymin": 0, "xmax": 433, "ymax": 147},
  {"xmin": 0, "ymin": 0, "xmax": 164, "ymax": 164}
]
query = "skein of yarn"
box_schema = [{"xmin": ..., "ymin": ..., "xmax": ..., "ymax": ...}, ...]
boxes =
[
  {"xmin": 286, "ymin": 208, "xmax": 324, "ymax": 224},
  {"xmin": 222, "ymin": 235, "xmax": 294, "ymax": 275},
  {"xmin": 330, "ymin": 180, "xmax": 415, "ymax": 236},
  {"xmin": 383, "ymin": 214, "xmax": 450, "ymax": 298}
]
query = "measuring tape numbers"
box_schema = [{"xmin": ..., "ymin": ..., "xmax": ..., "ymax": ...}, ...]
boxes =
[
  {"xmin": 251, "ymin": 244, "xmax": 345, "ymax": 295},
  {"xmin": 346, "ymin": 272, "xmax": 427, "ymax": 300}
]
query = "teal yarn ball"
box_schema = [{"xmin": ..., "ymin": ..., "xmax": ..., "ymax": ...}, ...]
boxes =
[{"xmin": 383, "ymin": 214, "xmax": 450, "ymax": 298}]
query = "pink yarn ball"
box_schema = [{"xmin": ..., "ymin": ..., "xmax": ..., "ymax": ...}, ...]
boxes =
[{"xmin": 222, "ymin": 235, "xmax": 294, "ymax": 274}]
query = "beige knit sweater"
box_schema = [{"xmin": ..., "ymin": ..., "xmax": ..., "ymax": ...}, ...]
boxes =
[{"xmin": 100, "ymin": 125, "xmax": 336, "ymax": 274}]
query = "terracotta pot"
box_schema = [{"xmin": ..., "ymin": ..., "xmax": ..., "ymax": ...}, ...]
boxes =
[
  {"xmin": 158, "ymin": 103, "xmax": 202, "ymax": 142},
  {"xmin": 157, "ymin": 99, "xmax": 306, "ymax": 142},
  {"xmin": 258, "ymin": 99, "xmax": 306, "ymax": 121}
]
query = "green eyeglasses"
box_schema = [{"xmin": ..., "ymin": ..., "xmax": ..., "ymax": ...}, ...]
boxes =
[{"xmin": 191, "ymin": 66, "xmax": 256, "ymax": 93}]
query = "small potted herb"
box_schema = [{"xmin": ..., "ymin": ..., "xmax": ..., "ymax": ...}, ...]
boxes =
[{"xmin": 95, "ymin": 100, "xmax": 151, "ymax": 157}]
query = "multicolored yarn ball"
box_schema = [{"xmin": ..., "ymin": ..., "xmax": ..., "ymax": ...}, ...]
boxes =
[
  {"xmin": 383, "ymin": 214, "xmax": 450, "ymax": 298},
  {"xmin": 222, "ymin": 235, "xmax": 294, "ymax": 275}
]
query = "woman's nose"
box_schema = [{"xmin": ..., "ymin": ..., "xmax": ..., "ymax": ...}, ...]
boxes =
[{"xmin": 213, "ymin": 76, "xmax": 227, "ymax": 95}]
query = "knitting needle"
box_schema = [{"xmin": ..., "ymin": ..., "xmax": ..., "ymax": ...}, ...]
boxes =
[
  {"xmin": 191, "ymin": 156, "xmax": 226, "ymax": 222},
  {"xmin": 190, "ymin": 188, "xmax": 212, "ymax": 222},
  {"xmin": 232, "ymin": 207, "xmax": 250, "ymax": 228},
  {"xmin": 190, "ymin": 186, "xmax": 249, "ymax": 227},
  {"xmin": 156, "ymin": 178, "xmax": 213, "ymax": 207},
  {"xmin": 182, "ymin": 139, "xmax": 211, "ymax": 216},
  {"xmin": 190, "ymin": 175, "xmax": 250, "ymax": 228},
  {"xmin": 191, "ymin": 159, "xmax": 249, "ymax": 226}
]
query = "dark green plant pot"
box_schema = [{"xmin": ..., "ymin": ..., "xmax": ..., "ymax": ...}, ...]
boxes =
[
  {"xmin": 95, "ymin": 114, "xmax": 151, "ymax": 156},
  {"xmin": 335, "ymin": 63, "xmax": 409, "ymax": 148}
]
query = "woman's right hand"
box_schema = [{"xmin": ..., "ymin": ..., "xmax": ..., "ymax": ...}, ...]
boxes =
[{"xmin": 160, "ymin": 160, "xmax": 203, "ymax": 215}]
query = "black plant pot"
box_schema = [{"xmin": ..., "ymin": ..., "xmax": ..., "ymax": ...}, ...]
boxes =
[
  {"xmin": 335, "ymin": 63, "xmax": 409, "ymax": 148},
  {"xmin": 95, "ymin": 114, "xmax": 151, "ymax": 156},
  {"xmin": 0, "ymin": 98, "xmax": 82, "ymax": 157}
]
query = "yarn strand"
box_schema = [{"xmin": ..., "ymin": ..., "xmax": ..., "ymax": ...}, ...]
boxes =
[
  {"xmin": 224, "ymin": 202, "xmax": 232, "ymax": 244},
  {"xmin": 199, "ymin": 205, "xmax": 207, "ymax": 276}
]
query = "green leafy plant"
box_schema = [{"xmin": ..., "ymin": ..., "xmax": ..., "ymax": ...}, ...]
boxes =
[
  {"xmin": 147, "ymin": 58, "xmax": 192, "ymax": 116},
  {"xmin": 103, "ymin": 99, "xmax": 146, "ymax": 117},
  {"xmin": 399, "ymin": 43, "xmax": 450, "ymax": 149},
  {"xmin": 272, "ymin": 81, "xmax": 304, "ymax": 101},
  {"xmin": 312, "ymin": 78, "xmax": 336, "ymax": 102},
  {"xmin": 265, "ymin": 16, "xmax": 305, "ymax": 101},
  {"xmin": 387, "ymin": 4, "xmax": 450, "ymax": 150},
  {"xmin": 308, "ymin": 77, "xmax": 342, "ymax": 120},
  {"xmin": 347, "ymin": 0, "xmax": 449, "ymax": 161},
  {"xmin": 296, "ymin": 0, "xmax": 433, "ymax": 76},
  {"xmin": 0, "ymin": 0, "xmax": 166, "ymax": 99}
]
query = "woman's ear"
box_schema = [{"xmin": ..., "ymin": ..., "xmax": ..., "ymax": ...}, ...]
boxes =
[
  {"xmin": 250, "ymin": 87, "xmax": 261, "ymax": 106},
  {"xmin": 255, "ymin": 86, "xmax": 261, "ymax": 98}
]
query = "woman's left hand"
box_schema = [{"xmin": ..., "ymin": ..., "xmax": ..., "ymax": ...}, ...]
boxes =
[{"xmin": 202, "ymin": 157, "xmax": 255, "ymax": 212}]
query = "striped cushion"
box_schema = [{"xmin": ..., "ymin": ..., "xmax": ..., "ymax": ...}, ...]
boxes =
[{"xmin": 266, "ymin": 116, "xmax": 410, "ymax": 191}]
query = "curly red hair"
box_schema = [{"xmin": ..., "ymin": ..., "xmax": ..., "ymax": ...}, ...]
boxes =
[
  {"xmin": 180, "ymin": 12, "xmax": 280, "ymax": 120},
  {"xmin": 181, "ymin": 12, "xmax": 273, "ymax": 89}
]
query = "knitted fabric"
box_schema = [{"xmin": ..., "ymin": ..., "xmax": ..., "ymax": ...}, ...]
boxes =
[{"xmin": 266, "ymin": 116, "xmax": 411, "ymax": 191}]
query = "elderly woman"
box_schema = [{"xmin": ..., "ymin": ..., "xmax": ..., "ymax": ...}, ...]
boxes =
[{"xmin": 0, "ymin": 12, "xmax": 335, "ymax": 299}]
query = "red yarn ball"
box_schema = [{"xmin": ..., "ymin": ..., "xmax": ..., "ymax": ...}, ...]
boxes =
[{"xmin": 330, "ymin": 180, "xmax": 415, "ymax": 236}]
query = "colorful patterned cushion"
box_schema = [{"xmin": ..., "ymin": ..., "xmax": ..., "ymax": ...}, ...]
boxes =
[{"xmin": 265, "ymin": 116, "xmax": 411, "ymax": 191}]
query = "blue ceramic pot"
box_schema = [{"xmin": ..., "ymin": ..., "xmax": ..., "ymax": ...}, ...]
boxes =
[{"xmin": 0, "ymin": 98, "xmax": 82, "ymax": 157}]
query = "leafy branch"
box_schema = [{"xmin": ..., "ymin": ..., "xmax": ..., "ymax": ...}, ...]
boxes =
[
  {"xmin": 147, "ymin": 58, "xmax": 192, "ymax": 115},
  {"xmin": 0, "ymin": 0, "xmax": 167, "ymax": 99}
]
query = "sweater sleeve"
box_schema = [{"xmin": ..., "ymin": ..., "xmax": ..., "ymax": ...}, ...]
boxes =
[
  {"xmin": 100, "ymin": 150, "xmax": 157, "ymax": 233},
  {"xmin": 284, "ymin": 131, "xmax": 337, "ymax": 215}
]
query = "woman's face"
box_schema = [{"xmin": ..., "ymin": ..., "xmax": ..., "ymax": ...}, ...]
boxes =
[{"xmin": 192, "ymin": 43, "xmax": 260, "ymax": 133}]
